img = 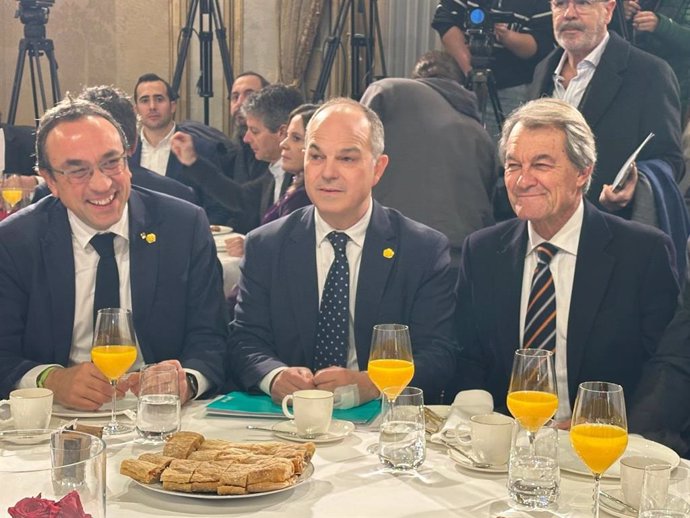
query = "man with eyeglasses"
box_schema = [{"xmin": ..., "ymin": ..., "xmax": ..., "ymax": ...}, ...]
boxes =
[
  {"xmin": 529, "ymin": 0, "xmax": 685, "ymax": 226},
  {"xmin": 0, "ymin": 98, "xmax": 228, "ymax": 408}
]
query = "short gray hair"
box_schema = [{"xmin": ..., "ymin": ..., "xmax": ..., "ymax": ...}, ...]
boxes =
[
  {"xmin": 36, "ymin": 96, "xmax": 128, "ymax": 176},
  {"xmin": 499, "ymin": 98, "xmax": 597, "ymax": 193},
  {"xmin": 243, "ymin": 84, "xmax": 304, "ymax": 133},
  {"xmin": 306, "ymin": 97, "xmax": 385, "ymax": 158}
]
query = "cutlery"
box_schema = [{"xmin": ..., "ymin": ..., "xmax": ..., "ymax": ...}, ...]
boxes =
[
  {"xmin": 438, "ymin": 437, "xmax": 493, "ymax": 469},
  {"xmin": 599, "ymin": 490, "xmax": 638, "ymax": 516},
  {"xmin": 245, "ymin": 425, "xmax": 328, "ymax": 439}
]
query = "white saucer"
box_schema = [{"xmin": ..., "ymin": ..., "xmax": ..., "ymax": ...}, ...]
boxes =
[
  {"xmin": 448, "ymin": 448, "xmax": 508, "ymax": 474},
  {"xmin": 52, "ymin": 395, "xmax": 137, "ymax": 419},
  {"xmin": 0, "ymin": 430, "xmax": 52, "ymax": 445},
  {"xmin": 599, "ymin": 488, "xmax": 636, "ymax": 518},
  {"xmin": 210, "ymin": 225, "xmax": 233, "ymax": 236},
  {"xmin": 272, "ymin": 419, "xmax": 355, "ymax": 443}
]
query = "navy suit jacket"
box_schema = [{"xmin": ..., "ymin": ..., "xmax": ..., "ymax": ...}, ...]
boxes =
[
  {"xmin": 456, "ymin": 201, "xmax": 679, "ymax": 411},
  {"xmin": 228, "ymin": 202, "xmax": 458, "ymax": 402},
  {"xmin": 1, "ymin": 124, "xmax": 36, "ymax": 174},
  {"xmin": 0, "ymin": 187, "xmax": 228, "ymax": 397},
  {"xmin": 131, "ymin": 127, "xmax": 232, "ymax": 225},
  {"xmin": 529, "ymin": 32, "xmax": 685, "ymax": 212}
]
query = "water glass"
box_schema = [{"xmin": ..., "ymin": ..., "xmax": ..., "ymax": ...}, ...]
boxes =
[
  {"xmin": 378, "ymin": 386, "xmax": 426, "ymax": 471},
  {"xmin": 135, "ymin": 363, "xmax": 181, "ymax": 442},
  {"xmin": 639, "ymin": 464, "xmax": 690, "ymax": 517},
  {"xmin": 508, "ymin": 420, "xmax": 560, "ymax": 509}
]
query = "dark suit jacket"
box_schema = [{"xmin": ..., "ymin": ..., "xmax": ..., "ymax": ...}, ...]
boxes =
[
  {"xmin": 456, "ymin": 200, "xmax": 679, "ymax": 411},
  {"xmin": 0, "ymin": 187, "xmax": 228, "ymax": 398},
  {"xmin": 529, "ymin": 32, "xmax": 685, "ymax": 212},
  {"xmin": 131, "ymin": 126, "xmax": 232, "ymax": 225},
  {"xmin": 1, "ymin": 124, "xmax": 36, "ymax": 174},
  {"xmin": 32, "ymin": 162, "xmax": 198, "ymax": 205},
  {"xmin": 228, "ymin": 202, "xmax": 458, "ymax": 402}
]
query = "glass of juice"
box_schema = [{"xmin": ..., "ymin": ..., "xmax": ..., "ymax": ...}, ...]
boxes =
[{"xmin": 367, "ymin": 324, "xmax": 414, "ymax": 404}]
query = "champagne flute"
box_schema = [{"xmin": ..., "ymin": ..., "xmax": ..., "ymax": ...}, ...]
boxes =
[
  {"xmin": 91, "ymin": 308, "xmax": 138, "ymax": 435},
  {"xmin": 570, "ymin": 381, "xmax": 628, "ymax": 518},
  {"xmin": 367, "ymin": 324, "xmax": 414, "ymax": 403},
  {"xmin": 506, "ymin": 348, "xmax": 558, "ymax": 453},
  {"xmin": 1, "ymin": 174, "xmax": 23, "ymax": 212}
]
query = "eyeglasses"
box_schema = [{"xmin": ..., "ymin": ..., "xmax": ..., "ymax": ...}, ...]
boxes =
[
  {"xmin": 550, "ymin": 0, "xmax": 609, "ymax": 13},
  {"xmin": 50, "ymin": 154, "xmax": 127, "ymax": 184}
]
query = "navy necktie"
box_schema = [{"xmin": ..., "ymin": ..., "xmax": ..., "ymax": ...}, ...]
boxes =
[
  {"xmin": 91, "ymin": 232, "xmax": 120, "ymax": 325},
  {"xmin": 314, "ymin": 231, "xmax": 349, "ymax": 370},
  {"xmin": 524, "ymin": 243, "xmax": 558, "ymax": 351}
]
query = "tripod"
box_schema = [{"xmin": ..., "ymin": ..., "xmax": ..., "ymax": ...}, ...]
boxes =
[
  {"xmin": 171, "ymin": 0, "xmax": 234, "ymax": 125},
  {"xmin": 466, "ymin": 34, "xmax": 504, "ymax": 130},
  {"xmin": 6, "ymin": 4, "xmax": 61, "ymax": 125},
  {"xmin": 312, "ymin": 0, "xmax": 387, "ymax": 102}
]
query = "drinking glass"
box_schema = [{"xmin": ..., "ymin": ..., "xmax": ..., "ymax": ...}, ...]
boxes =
[
  {"xmin": 135, "ymin": 363, "xmax": 181, "ymax": 442},
  {"xmin": 378, "ymin": 386, "xmax": 426, "ymax": 471},
  {"xmin": 91, "ymin": 308, "xmax": 138, "ymax": 435},
  {"xmin": 506, "ymin": 349, "xmax": 558, "ymax": 453},
  {"xmin": 570, "ymin": 381, "xmax": 628, "ymax": 518},
  {"xmin": 367, "ymin": 324, "xmax": 414, "ymax": 403},
  {"xmin": 1, "ymin": 173, "xmax": 23, "ymax": 212},
  {"xmin": 639, "ymin": 464, "xmax": 690, "ymax": 517}
]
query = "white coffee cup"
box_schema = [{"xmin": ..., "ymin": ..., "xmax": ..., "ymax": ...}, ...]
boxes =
[
  {"xmin": 282, "ymin": 389, "xmax": 333, "ymax": 436},
  {"xmin": 458, "ymin": 412, "xmax": 514, "ymax": 465},
  {"xmin": 620, "ymin": 456, "xmax": 671, "ymax": 508},
  {"xmin": 0, "ymin": 388, "xmax": 53, "ymax": 429}
]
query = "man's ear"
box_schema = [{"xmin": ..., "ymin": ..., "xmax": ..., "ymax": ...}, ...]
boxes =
[
  {"xmin": 38, "ymin": 168, "xmax": 59, "ymax": 197},
  {"xmin": 277, "ymin": 123, "xmax": 288, "ymax": 139}
]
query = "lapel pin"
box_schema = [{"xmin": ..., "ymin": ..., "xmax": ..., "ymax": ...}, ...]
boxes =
[
  {"xmin": 140, "ymin": 232, "xmax": 156, "ymax": 244},
  {"xmin": 383, "ymin": 248, "xmax": 394, "ymax": 259}
]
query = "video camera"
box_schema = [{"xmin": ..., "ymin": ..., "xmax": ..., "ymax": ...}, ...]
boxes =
[
  {"xmin": 464, "ymin": 1, "xmax": 515, "ymax": 58},
  {"xmin": 15, "ymin": 0, "xmax": 55, "ymax": 38}
]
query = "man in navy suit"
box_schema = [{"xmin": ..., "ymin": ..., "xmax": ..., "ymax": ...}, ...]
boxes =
[
  {"xmin": 455, "ymin": 98, "xmax": 678, "ymax": 424},
  {"xmin": 228, "ymin": 98, "xmax": 457, "ymax": 405},
  {"xmin": 0, "ymin": 98, "xmax": 228, "ymax": 408}
]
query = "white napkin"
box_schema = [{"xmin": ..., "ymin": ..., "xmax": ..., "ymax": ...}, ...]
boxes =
[{"xmin": 429, "ymin": 389, "xmax": 493, "ymax": 445}]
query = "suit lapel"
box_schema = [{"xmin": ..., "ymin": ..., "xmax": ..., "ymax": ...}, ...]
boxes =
[
  {"xmin": 566, "ymin": 202, "xmax": 615, "ymax": 398},
  {"xmin": 354, "ymin": 202, "xmax": 397, "ymax": 370},
  {"xmin": 128, "ymin": 190, "xmax": 159, "ymax": 360},
  {"xmin": 285, "ymin": 208, "xmax": 319, "ymax": 366},
  {"xmin": 42, "ymin": 202, "xmax": 76, "ymax": 365},
  {"xmin": 496, "ymin": 221, "xmax": 528, "ymax": 376},
  {"xmin": 579, "ymin": 33, "xmax": 628, "ymax": 129}
]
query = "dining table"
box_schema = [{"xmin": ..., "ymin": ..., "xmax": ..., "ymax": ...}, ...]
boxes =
[{"xmin": 39, "ymin": 399, "xmax": 686, "ymax": 518}]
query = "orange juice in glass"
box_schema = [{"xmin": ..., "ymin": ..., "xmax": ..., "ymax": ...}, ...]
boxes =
[
  {"xmin": 2, "ymin": 188, "xmax": 22, "ymax": 209},
  {"xmin": 92, "ymin": 345, "xmax": 137, "ymax": 381},
  {"xmin": 368, "ymin": 358, "xmax": 414, "ymax": 400},
  {"xmin": 507, "ymin": 390, "xmax": 559, "ymax": 433},
  {"xmin": 367, "ymin": 324, "xmax": 414, "ymax": 403}
]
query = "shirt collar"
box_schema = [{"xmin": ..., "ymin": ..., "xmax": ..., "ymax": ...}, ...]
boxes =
[
  {"xmin": 314, "ymin": 198, "xmax": 374, "ymax": 250},
  {"xmin": 68, "ymin": 205, "xmax": 130, "ymax": 251},
  {"xmin": 140, "ymin": 123, "xmax": 176, "ymax": 149},
  {"xmin": 527, "ymin": 198, "xmax": 584, "ymax": 257},
  {"xmin": 268, "ymin": 161, "xmax": 285, "ymax": 180},
  {"xmin": 554, "ymin": 31, "xmax": 610, "ymax": 78}
]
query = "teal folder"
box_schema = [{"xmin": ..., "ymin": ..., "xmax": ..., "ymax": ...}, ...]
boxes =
[{"xmin": 206, "ymin": 391, "xmax": 381, "ymax": 424}]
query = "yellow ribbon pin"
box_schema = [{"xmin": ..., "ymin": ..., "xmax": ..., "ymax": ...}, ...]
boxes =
[
  {"xmin": 140, "ymin": 232, "xmax": 156, "ymax": 244},
  {"xmin": 383, "ymin": 248, "xmax": 394, "ymax": 259}
]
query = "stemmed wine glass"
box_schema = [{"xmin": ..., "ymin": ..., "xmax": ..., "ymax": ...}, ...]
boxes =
[
  {"xmin": 506, "ymin": 348, "xmax": 558, "ymax": 453},
  {"xmin": 91, "ymin": 308, "xmax": 138, "ymax": 435},
  {"xmin": 570, "ymin": 381, "xmax": 628, "ymax": 518},
  {"xmin": 367, "ymin": 324, "xmax": 415, "ymax": 404},
  {"xmin": 1, "ymin": 174, "xmax": 24, "ymax": 213}
]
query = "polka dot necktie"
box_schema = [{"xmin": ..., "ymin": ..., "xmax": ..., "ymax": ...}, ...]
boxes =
[
  {"xmin": 523, "ymin": 242, "xmax": 558, "ymax": 351},
  {"xmin": 314, "ymin": 231, "xmax": 349, "ymax": 371},
  {"xmin": 90, "ymin": 232, "xmax": 120, "ymax": 326}
]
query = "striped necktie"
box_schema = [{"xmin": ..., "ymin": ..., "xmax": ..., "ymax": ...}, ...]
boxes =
[{"xmin": 523, "ymin": 243, "xmax": 558, "ymax": 351}]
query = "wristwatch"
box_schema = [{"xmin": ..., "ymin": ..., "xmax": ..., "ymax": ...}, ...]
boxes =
[{"xmin": 185, "ymin": 372, "xmax": 199, "ymax": 400}]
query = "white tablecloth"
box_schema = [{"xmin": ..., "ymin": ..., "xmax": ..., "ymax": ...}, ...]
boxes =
[
  {"xmin": 214, "ymin": 233, "xmax": 242, "ymax": 298},
  {"xmin": 80, "ymin": 401, "xmax": 688, "ymax": 518}
]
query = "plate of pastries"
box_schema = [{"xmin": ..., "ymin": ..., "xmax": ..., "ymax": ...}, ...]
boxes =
[{"xmin": 120, "ymin": 431, "xmax": 316, "ymax": 499}]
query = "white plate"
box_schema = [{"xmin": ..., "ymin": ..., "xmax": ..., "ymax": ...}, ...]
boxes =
[
  {"xmin": 133, "ymin": 462, "xmax": 313, "ymax": 500},
  {"xmin": 210, "ymin": 225, "xmax": 233, "ymax": 236},
  {"xmin": 448, "ymin": 448, "xmax": 508, "ymax": 474},
  {"xmin": 559, "ymin": 431, "xmax": 680, "ymax": 479},
  {"xmin": 0, "ymin": 430, "xmax": 52, "ymax": 445},
  {"xmin": 272, "ymin": 419, "xmax": 355, "ymax": 444},
  {"xmin": 599, "ymin": 488, "xmax": 636, "ymax": 517},
  {"xmin": 52, "ymin": 395, "xmax": 137, "ymax": 419}
]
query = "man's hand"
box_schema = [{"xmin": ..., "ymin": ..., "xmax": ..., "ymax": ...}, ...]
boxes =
[
  {"xmin": 313, "ymin": 367, "xmax": 380, "ymax": 404},
  {"xmin": 44, "ymin": 363, "xmax": 120, "ymax": 411},
  {"xmin": 633, "ymin": 11, "xmax": 660, "ymax": 32},
  {"xmin": 270, "ymin": 367, "xmax": 316, "ymax": 404},
  {"xmin": 623, "ymin": 0, "xmax": 641, "ymax": 19},
  {"xmin": 599, "ymin": 162, "xmax": 638, "ymax": 212},
  {"xmin": 123, "ymin": 359, "xmax": 192, "ymax": 404},
  {"xmin": 225, "ymin": 235, "xmax": 245, "ymax": 257},
  {"xmin": 170, "ymin": 131, "xmax": 199, "ymax": 166}
]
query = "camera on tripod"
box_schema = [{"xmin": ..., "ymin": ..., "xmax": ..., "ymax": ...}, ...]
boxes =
[
  {"xmin": 15, "ymin": 0, "xmax": 55, "ymax": 38},
  {"xmin": 464, "ymin": 1, "xmax": 514, "ymax": 59}
]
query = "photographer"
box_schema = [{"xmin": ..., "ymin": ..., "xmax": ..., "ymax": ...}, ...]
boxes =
[{"xmin": 432, "ymin": 0, "xmax": 554, "ymax": 136}]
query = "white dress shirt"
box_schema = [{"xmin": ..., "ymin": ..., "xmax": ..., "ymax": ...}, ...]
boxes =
[
  {"xmin": 519, "ymin": 200, "xmax": 584, "ymax": 421},
  {"xmin": 259, "ymin": 200, "xmax": 374, "ymax": 394},
  {"xmin": 268, "ymin": 161, "xmax": 287, "ymax": 205},
  {"xmin": 553, "ymin": 32, "xmax": 610, "ymax": 108},
  {"xmin": 139, "ymin": 124, "xmax": 175, "ymax": 176}
]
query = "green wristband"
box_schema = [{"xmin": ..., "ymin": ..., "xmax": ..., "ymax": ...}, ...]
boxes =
[{"xmin": 36, "ymin": 366, "xmax": 59, "ymax": 388}]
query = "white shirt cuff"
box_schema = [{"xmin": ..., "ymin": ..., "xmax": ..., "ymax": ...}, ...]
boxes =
[
  {"xmin": 259, "ymin": 367, "xmax": 288, "ymax": 396},
  {"xmin": 19, "ymin": 364, "xmax": 61, "ymax": 389}
]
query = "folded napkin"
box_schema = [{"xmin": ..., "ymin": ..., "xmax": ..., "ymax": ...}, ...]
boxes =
[{"xmin": 429, "ymin": 389, "xmax": 493, "ymax": 445}]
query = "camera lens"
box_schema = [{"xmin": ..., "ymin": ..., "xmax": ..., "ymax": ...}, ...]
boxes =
[{"xmin": 469, "ymin": 8, "xmax": 486, "ymax": 25}]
